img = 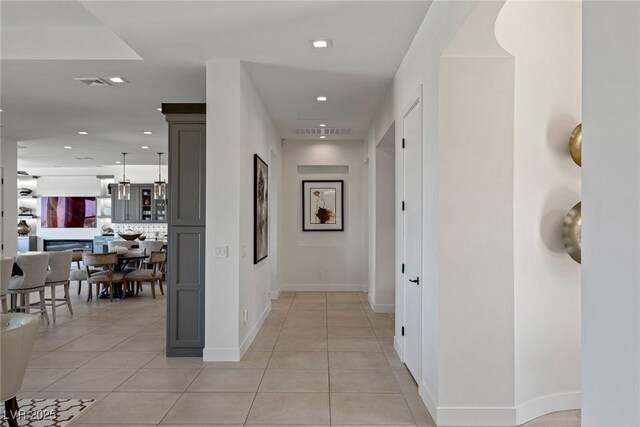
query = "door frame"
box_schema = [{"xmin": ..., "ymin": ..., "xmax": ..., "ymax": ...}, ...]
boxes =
[{"xmin": 398, "ymin": 86, "xmax": 423, "ymax": 375}]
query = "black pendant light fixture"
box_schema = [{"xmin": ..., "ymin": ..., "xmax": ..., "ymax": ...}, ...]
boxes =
[
  {"xmin": 154, "ymin": 152, "xmax": 167, "ymax": 200},
  {"xmin": 118, "ymin": 152, "xmax": 131, "ymax": 200}
]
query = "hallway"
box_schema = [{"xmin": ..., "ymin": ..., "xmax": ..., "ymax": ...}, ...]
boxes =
[{"xmin": 13, "ymin": 290, "xmax": 580, "ymax": 426}]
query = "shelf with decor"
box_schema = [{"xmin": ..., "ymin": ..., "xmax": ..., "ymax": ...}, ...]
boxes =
[{"xmin": 17, "ymin": 176, "xmax": 39, "ymax": 240}]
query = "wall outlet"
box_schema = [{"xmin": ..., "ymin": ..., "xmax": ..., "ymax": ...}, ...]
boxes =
[
  {"xmin": 242, "ymin": 309, "xmax": 248, "ymax": 323},
  {"xmin": 215, "ymin": 245, "xmax": 228, "ymax": 258}
]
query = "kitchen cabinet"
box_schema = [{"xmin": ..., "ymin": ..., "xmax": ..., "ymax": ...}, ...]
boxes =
[{"xmin": 110, "ymin": 184, "xmax": 165, "ymax": 223}]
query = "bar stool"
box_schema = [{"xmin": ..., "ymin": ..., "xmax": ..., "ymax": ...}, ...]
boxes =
[{"xmin": 44, "ymin": 251, "xmax": 73, "ymax": 321}]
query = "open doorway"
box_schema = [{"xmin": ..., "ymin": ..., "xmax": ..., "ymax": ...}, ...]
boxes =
[{"xmin": 371, "ymin": 123, "xmax": 396, "ymax": 313}]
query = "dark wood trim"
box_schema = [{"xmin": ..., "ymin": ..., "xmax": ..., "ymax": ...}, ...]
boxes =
[
  {"xmin": 161, "ymin": 103, "xmax": 206, "ymax": 115},
  {"xmin": 254, "ymin": 154, "xmax": 268, "ymax": 264}
]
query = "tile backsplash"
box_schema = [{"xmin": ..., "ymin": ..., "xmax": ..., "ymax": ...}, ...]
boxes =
[{"xmin": 111, "ymin": 223, "xmax": 167, "ymax": 238}]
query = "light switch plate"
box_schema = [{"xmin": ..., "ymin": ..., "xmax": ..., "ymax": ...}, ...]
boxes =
[{"xmin": 215, "ymin": 245, "xmax": 228, "ymax": 258}]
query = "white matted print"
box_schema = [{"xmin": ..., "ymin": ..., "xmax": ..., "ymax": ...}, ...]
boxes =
[{"xmin": 302, "ymin": 180, "xmax": 344, "ymax": 231}]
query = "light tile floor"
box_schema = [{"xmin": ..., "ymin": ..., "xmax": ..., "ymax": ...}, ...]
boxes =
[{"xmin": 16, "ymin": 289, "xmax": 580, "ymax": 426}]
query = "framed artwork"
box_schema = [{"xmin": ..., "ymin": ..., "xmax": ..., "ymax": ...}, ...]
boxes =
[
  {"xmin": 302, "ymin": 180, "xmax": 344, "ymax": 231},
  {"xmin": 254, "ymin": 154, "xmax": 269, "ymax": 264}
]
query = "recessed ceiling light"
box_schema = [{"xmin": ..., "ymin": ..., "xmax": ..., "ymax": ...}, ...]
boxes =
[
  {"xmin": 109, "ymin": 77, "xmax": 128, "ymax": 83},
  {"xmin": 141, "ymin": 146, "xmax": 150, "ymax": 149},
  {"xmin": 78, "ymin": 131, "xmax": 88, "ymax": 135},
  {"xmin": 319, "ymin": 123, "xmax": 327, "ymax": 127},
  {"xmin": 310, "ymin": 39, "xmax": 332, "ymax": 48},
  {"xmin": 64, "ymin": 146, "xmax": 73, "ymax": 149},
  {"xmin": 143, "ymin": 131, "xmax": 153, "ymax": 135},
  {"xmin": 157, "ymin": 107, "xmax": 162, "ymax": 112},
  {"xmin": 320, "ymin": 136, "xmax": 326, "ymax": 139},
  {"xmin": 0, "ymin": 109, "xmax": 4, "ymax": 112},
  {"xmin": 115, "ymin": 161, "xmax": 121, "ymax": 164},
  {"xmin": 317, "ymin": 96, "xmax": 327, "ymax": 102}
]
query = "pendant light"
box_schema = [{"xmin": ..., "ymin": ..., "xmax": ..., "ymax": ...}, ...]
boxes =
[
  {"xmin": 118, "ymin": 152, "xmax": 131, "ymax": 200},
  {"xmin": 154, "ymin": 152, "xmax": 167, "ymax": 200}
]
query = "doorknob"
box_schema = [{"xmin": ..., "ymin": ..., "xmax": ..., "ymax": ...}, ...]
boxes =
[{"xmin": 409, "ymin": 277, "xmax": 420, "ymax": 285}]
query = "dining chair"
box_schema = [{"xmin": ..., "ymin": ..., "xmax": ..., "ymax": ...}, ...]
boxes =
[
  {"xmin": 82, "ymin": 252, "xmax": 124, "ymax": 302},
  {"xmin": 124, "ymin": 251, "xmax": 166, "ymax": 299},
  {"xmin": 139, "ymin": 240, "xmax": 164, "ymax": 255},
  {"xmin": 8, "ymin": 253, "xmax": 50, "ymax": 324},
  {"xmin": 44, "ymin": 251, "xmax": 73, "ymax": 321},
  {"xmin": 1, "ymin": 258, "xmax": 14, "ymax": 313},
  {"xmin": 70, "ymin": 250, "xmax": 83, "ymax": 295},
  {"xmin": 108, "ymin": 240, "xmax": 134, "ymax": 251},
  {"xmin": 1, "ymin": 313, "xmax": 39, "ymax": 427}
]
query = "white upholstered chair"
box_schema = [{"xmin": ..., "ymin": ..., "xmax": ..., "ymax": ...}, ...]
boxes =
[
  {"xmin": 1, "ymin": 313, "xmax": 39, "ymax": 427},
  {"xmin": 1, "ymin": 258, "xmax": 13, "ymax": 313},
  {"xmin": 8, "ymin": 253, "xmax": 50, "ymax": 324},
  {"xmin": 138, "ymin": 240, "xmax": 164, "ymax": 254},
  {"xmin": 108, "ymin": 240, "xmax": 134, "ymax": 251},
  {"xmin": 44, "ymin": 251, "xmax": 73, "ymax": 321}
]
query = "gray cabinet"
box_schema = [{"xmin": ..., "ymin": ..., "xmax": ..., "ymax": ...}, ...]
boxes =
[
  {"xmin": 110, "ymin": 184, "xmax": 140, "ymax": 223},
  {"xmin": 110, "ymin": 184, "xmax": 165, "ymax": 223},
  {"xmin": 167, "ymin": 226, "xmax": 205, "ymax": 352},
  {"xmin": 164, "ymin": 104, "xmax": 206, "ymax": 357},
  {"xmin": 169, "ymin": 123, "xmax": 206, "ymax": 226}
]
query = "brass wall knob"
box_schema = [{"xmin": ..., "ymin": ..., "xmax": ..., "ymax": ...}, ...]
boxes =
[
  {"xmin": 563, "ymin": 202, "xmax": 581, "ymax": 264},
  {"xmin": 569, "ymin": 123, "xmax": 582, "ymax": 166}
]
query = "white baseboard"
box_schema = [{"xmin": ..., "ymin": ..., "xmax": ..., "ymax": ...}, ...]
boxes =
[
  {"xmin": 515, "ymin": 391, "xmax": 581, "ymax": 426},
  {"xmin": 203, "ymin": 346, "xmax": 240, "ymax": 362},
  {"xmin": 239, "ymin": 302, "xmax": 272, "ymax": 359},
  {"xmin": 281, "ymin": 283, "xmax": 368, "ymax": 292},
  {"xmin": 394, "ymin": 335, "xmax": 403, "ymax": 359},
  {"xmin": 427, "ymin": 390, "xmax": 581, "ymax": 426},
  {"xmin": 369, "ymin": 301, "xmax": 395, "ymax": 313},
  {"xmin": 437, "ymin": 405, "xmax": 515, "ymax": 426},
  {"xmin": 419, "ymin": 380, "xmax": 439, "ymax": 425},
  {"xmin": 203, "ymin": 302, "xmax": 272, "ymax": 362},
  {"xmin": 270, "ymin": 286, "xmax": 282, "ymax": 300}
]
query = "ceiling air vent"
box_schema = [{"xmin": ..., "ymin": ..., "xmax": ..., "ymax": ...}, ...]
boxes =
[
  {"xmin": 75, "ymin": 77, "xmax": 112, "ymax": 87},
  {"xmin": 295, "ymin": 128, "xmax": 352, "ymax": 136},
  {"xmin": 75, "ymin": 157, "xmax": 95, "ymax": 161}
]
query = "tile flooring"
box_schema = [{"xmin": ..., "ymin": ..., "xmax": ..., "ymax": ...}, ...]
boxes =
[{"xmin": 16, "ymin": 289, "xmax": 580, "ymax": 426}]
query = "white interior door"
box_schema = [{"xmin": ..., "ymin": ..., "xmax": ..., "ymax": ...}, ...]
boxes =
[{"xmin": 402, "ymin": 95, "xmax": 422, "ymax": 381}]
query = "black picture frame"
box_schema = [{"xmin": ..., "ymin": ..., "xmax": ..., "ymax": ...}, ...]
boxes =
[
  {"xmin": 302, "ymin": 180, "xmax": 344, "ymax": 232},
  {"xmin": 254, "ymin": 154, "xmax": 269, "ymax": 263}
]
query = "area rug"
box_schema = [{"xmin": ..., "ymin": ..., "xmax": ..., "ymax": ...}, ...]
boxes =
[{"xmin": 1, "ymin": 398, "xmax": 95, "ymax": 427}]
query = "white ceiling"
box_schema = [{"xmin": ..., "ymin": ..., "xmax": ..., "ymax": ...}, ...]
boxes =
[{"xmin": 1, "ymin": 1, "xmax": 431, "ymax": 168}]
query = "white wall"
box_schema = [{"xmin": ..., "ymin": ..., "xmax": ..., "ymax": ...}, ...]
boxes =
[
  {"xmin": 238, "ymin": 64, "xmax": 282, "ymax": 348},
  {"xmin": 366, "ymin": 0, "xmax": 476, "ymax": 417},
  {"xmin": 204, "ymin": 60, "xmax": 281, "ymax": 361},
  {"xmin": 582, "ymin": 2, "xmax": 640, "ymax": 426},
  {"xmin": 496, "ymin": 0, "xmax": 582, "ymax": 416},
  {"xmin": 280, "ymin": 139, "xmax": 367, "ymax": 291},
  {"xmin": 438, "ymin": 2, "xmax": 516, "ymax": 418},
  {"xmin": 1, "ymin": 139, "xmax": 18, "ymax": 256}
]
